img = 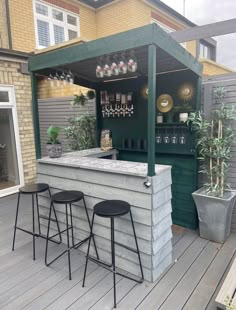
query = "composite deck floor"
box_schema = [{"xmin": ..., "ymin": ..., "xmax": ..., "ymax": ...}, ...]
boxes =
[{"xmin": 0, "ymin": 193, "xmax": 236, "ymax": 310}]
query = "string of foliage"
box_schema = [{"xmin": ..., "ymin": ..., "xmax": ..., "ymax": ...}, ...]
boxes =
[{"xmin": 188, "ymin": 87, "xmax": 236, "ymax": 197}]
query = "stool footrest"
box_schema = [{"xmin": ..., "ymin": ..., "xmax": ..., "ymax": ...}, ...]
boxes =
[
  {"xmin": 73, "ymin": 236, "xmax": 90, "ymax": 249},
  {"xmin": 114, "ymin": 241, "xmax": 139, "ymax": 254},
  {"xmin": 39, "ymin": 214, "xmax": 58, "ymax": 223},
  {"xmin": 87, "ymin": 256, "xmax": 143, "ymax": 284},
  {"xmin": 15, "ymin": 226, "xmax": 61, "ymax": 244}
]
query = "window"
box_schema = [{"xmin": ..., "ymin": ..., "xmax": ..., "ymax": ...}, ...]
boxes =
[
  {"xmin": 34, "ymin": 0, "xmax": 80, "ymax": 48},
  {"xmin": 199, "ymin": 43, "xmax": 211, "ymax": 59}
]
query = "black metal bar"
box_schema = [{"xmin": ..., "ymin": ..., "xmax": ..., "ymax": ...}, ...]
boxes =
[
  {"xmin": 73, "ymin": 236, "xmax": 90, "ymax": 249},
  {"xmin": 12, "ymin": 192, "xmax": 21, "ymax": 251},
  {"xmin": 116, "ymin": 272, "xmax": 143, "ymax": 283},
  {"xmin": 49, "ymin": 188, "xmax": 62, "ymax": 243},
  {"xmin": 83, "ymin": 197, "xmax": 99, "ymax": 260},
  {"xmin": 82, "ymin": 212, "xmax": 95, "ymax": 287},
  {"xmin": 111, "ymin": 217, "xmax": 116, "ymax": 308},
  {"xmin": 38, "ymin": 214, "xmax": 58, "ymax": 223},
  {"xmin": 85, "ymin": 256, "xmax": 112, "ymax": 268},
  {"xmin": 46, "ymin": 249, "xmax": 68, "ymax": 266},
  {"xmin": 45, "ymin": 201, "xmax": 53, "ymax": 266},
  {"xmin": 36, "ymin": 193, "xmax": 41, "ymax": 235},
  {"xmin": 114, "ymin": 241, "xmax": 138, "ymax": 253},
  {"xmin": 130, "ymin": 210, "xmax": 144, "ymax": 281},
  {"xmin": 32, "ymin": 194, "xmax": 36, "ymax": 260},
  {"xmin": 70, "ymin": 204, "xmax": 75, "ymax": 247},
  {"xmin": 66, "ymin": 204, "xmax": 72, "ymax": 280}
]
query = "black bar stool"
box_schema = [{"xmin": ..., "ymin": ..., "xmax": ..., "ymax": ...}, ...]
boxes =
[
  {"xmin": 45, "ymin": 190, "xmax": 99, "ymax": 280},
  {"xmin": 12, "ymin": 183, "xmax": 62, "ymax": 260},
  {"xmin": 82, "ymin": 200, "xmax": 144, "ymax": 308}
]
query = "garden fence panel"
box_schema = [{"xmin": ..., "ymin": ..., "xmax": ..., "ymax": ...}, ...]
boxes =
[
  {"xmin": 38, "ymin": 96, "xmax": 95, "ymax": 157},
  {"xmin": 203, "ymin": 73, "xmax": 236, "ymax": 232}
]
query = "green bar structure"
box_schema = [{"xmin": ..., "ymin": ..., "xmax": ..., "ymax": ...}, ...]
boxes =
[
  {"xmin": 31, "ymin": 72, "xmax": 41, "ymax": 159},
  {"xmin": 147, "ymin": 44, "xmax": 157, "ymax": 177},
  {"xmin": 196, "ymin": 76, "xmax": 202, "ymax": 111}
]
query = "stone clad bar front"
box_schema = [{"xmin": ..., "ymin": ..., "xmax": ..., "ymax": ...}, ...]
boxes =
[{"xmin": 37, "ymin": 149, "xmax": 172, "ymax": 282}]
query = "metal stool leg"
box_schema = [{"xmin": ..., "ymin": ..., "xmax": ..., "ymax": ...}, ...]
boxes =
[
  {"xmin": 66, "ymin": 204, "xmax": 72, "ymax": 280},
  {"xmin": 36, "ymin": 193, "xmax": 41, "ymax": 235},
  {"xmin": 82, "ymin": 212, "xmax": 95, "ymax": 287},
  {"xmin": 69, "ymin": 204, "xmax": 75, "ymax": 247},
  {"xmin": 45, "ymin": 201, "xmax": 53, "ymax": 266},
  {"xmin": 32, "ymin": 194, "xmax": 36, "ymax": 260},
  {"xmin": 12, "ymin": 192, "xmax": 21, "ymax": 251},
  {"xmin": 111, "ymin": 217, "xmax": 117, "ymax": 308},
  {"xmin": 130, "ymin": 210, "xmax": 144, "ymax": 281},
  {"xmin": 48, "ymin": 188, "xmax": 62, "ymax": 243},
  {"xmin": 83, "ymin": 197, "xmax": 99, "ymax": 260}
]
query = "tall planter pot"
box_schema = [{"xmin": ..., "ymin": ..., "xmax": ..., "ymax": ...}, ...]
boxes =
[{"xmin": 192, "ymin": 188, "xmax": 236, "ymax": 243}]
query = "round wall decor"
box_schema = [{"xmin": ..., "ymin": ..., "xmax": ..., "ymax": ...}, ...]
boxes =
[
  {"xmin": 156, "ymin": 94, "xmax": 173, "ymax": 113},
  {"xmin": 178, "ymin": 82, "xmax": 195, "ymax": 102}
]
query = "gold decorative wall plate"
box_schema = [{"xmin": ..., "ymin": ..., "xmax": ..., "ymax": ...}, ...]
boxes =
[
  {"xmin": 178, "ymin": 83, "xmax": 195, "ymax": 102},
  {"xmin": 141, "ymin": 84, "xmax": 148, "ymax": 99},
  {"xmin": 156, "ymin": 94, "xmax": 173, "ymax": 113}
]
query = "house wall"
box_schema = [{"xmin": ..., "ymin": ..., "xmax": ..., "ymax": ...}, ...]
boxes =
[
  {"xmin": 201, "ymin": 59, "xmax": 234, "ymax": 76},
  {"xmin": 0, "ymin": 57, "xmax": 36, "ymax": 184},
  {"xmin": 0, "ymin": 0, "xmax": 9, "ymax": 49}
]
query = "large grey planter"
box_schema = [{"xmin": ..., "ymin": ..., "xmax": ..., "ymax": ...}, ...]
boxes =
[
  {"xmin": 192, "ymin": 188, "xmax": 236, "ymax": 243},
  {"xmin": 46, "ymin": 144, "xmax": 62, "ymax": 158}
]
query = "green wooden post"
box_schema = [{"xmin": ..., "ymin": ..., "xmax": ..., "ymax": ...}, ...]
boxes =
[
  {"xmin": 31, "ymin": 72, "xmax": 41, "ymax": 159},
  {"xmin": 147, "ymin": 44, "xmax": 157, "ymax": 176},
  {"xmin": 196, "ymin": 76, "xmax": 202, "ymax": 111}
]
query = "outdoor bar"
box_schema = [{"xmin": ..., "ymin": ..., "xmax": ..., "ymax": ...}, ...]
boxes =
[{"xmin": 28, "ymin": 24, "xmax": 203, "ymax": 282}]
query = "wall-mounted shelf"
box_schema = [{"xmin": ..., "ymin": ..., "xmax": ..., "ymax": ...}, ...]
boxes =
[
  {"xmin": 118, "ymin": 148, "xmax": 147, "ymax": 153},
  {"xmin": 156, "ymin": 122, "xmax": 188, "ymax": 127}
]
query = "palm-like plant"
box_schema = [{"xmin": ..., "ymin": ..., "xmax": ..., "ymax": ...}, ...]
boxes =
[{"xmin": 188, "ymin": 87, "xmax": 236, "ymax": 197}]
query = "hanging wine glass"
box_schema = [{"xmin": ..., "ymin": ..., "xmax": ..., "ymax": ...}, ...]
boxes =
[
  {"xmin": 48, "ymin": 74, "xmax": 54, "ymax": 87},
  {"xmin": 111, "ymin": 54, "xmax": 119, "ymax": 76},
  {"xmin": 127, "ymin": 50, "xmax": 137, "ymax": 73},
  {"xmin": 60, "ymin": 72, "xmax": 67, "ymax": 86},
  {"xmin": 118, "ymin": 52, "xmax": 128, "ymax": 74},
  {"xmin": 103, "ymin": 55, "xmax": 112, "ymax": 77},
  {"xmin": 179, "ymin": 127, "xmax": 186, "ymax": 144},
  {"xmin": 54, "ymin": 72, "xmax": 60, "ymax": 87},
  {"xmin": 171, "ymin": 127, "xmax": 178, "ymax": 144},
  {"xmin": 69, "ymin": 70, "xmax": 74, "ymax": 84},
  {"xmin": 96, "ymin": 56, "xmax": 104, "ymax": 78}
]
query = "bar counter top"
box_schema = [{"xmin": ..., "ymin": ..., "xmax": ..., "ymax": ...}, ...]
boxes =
[{"xmin": 38, "ymin": 148, "xmax": 170, "ymax": 178}]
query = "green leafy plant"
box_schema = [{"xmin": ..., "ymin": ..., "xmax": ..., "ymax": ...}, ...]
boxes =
[
  {"xmin": 188, "ymin": 87, "xmax": 236, "ymax": 197},
  {"xmin": 47, "ymin": 126, "xmax": 61, "ymax": 144},
  {"xmin": 64, "ymin": 114, "xmax": 96, "ymax": 151},
  {"xmin": 173, "ymin": 102, "xmax": 193, "ymax": 113},
  {"xmin": 72, "ymin": 92, "xmax": 87, "ymax": 106}
]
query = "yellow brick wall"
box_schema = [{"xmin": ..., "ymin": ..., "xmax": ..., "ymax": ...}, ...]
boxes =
[
  {"xmin": 0, "ymin": 0, "xmax": 9, "ymax": 48},
  {"xmin": 37, "ymin": 77, "xmax": 90, "ymax": 99},
  {"xmin": 186, "ymin": 41, "xmax": 197, "ymax": 57},
  {"xmin": 201, "ymin": 59, "xmax": 234, "ymax": 76},
  {"xmin": 0, "ymin": 59, "xmax": 36, "ymax": 184},
  {"xmin": 9, "ymin": 0, "xmax": 36, "ymax": 52}
]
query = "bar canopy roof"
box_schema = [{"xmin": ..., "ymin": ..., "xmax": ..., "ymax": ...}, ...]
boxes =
[{"xmin": 28, "ymin": 24, "xmax": 203, "ymax": 86}]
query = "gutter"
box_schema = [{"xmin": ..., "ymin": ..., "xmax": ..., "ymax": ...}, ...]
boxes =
[{"xmin": 5, "ymin": 0, "xmax": 12, "ymax": 49}]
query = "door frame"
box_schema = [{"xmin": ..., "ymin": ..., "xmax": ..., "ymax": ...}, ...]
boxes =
[{"xmin": 0, "ymin": 85, "xmax": 24, "ymax": 197}]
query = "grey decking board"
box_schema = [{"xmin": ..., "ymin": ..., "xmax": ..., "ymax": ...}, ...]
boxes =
[
  {"xmin": 117, "ymin": 230, "xmax": 198, "ymax": 310},
  {"xmin": 183, "ymin": 234, "xmax": 236, "ymax": 310},
  {"xmin": 159, "ymin": 242, "xmax": 221, "ymax": 310}
]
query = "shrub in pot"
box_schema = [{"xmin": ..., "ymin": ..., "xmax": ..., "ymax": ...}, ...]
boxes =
[
  {"xmin": 189, "ymin": 87, "xmax": 236, "ymax": 243},
  {"xmin": 46, "ymin": 126, "xmax": 62, "ymax": 158}
]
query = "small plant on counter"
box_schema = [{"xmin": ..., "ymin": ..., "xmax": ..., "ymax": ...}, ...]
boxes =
[{"xmin": 46, "ymin": 126, "xmax": 62, "ymax": 158}]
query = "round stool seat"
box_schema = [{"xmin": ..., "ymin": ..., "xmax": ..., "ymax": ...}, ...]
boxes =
[
  {"xmin": 94, "ymin": 200, "xmax": 130, "ymax": 218},
  {"xmin": 20, "ymin": 183, "xmax": 49, "ymax": 194},
  {"xmin": 52, "ymin": 190, "xmax": 84, "ymax": 204}
]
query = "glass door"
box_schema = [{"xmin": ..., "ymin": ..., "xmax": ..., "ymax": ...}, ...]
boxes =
[{"xmin": 0, "ymin": 86, "xmax": 24, "ymax": 197}]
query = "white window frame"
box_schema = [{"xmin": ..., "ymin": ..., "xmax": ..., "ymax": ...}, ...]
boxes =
[
  {"xmin": 33, "ymin": 0, "xmax": 80, "ymax": 49},
  {"xmin": 199, "ymin": 42, "xmax": 210, "ymax": 59},
  {"xmin": 0, "ymin": 85, "xmax": 24, "ymax": 197},
  {"xmin": 151, "ymin": 19, "xmax": 186, "ymax": 49}
]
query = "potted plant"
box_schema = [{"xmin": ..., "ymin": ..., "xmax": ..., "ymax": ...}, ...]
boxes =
[
  {"xmin": 46, "ymin": 125, "xmax": 62, "ymax": 158},
  {"xmin": 189, "ymin": 87, "xmax": 236, "ymax": 243},
  {"xmin": 173, "ymin": 102, "xmax": 193, "ymax": 122}
]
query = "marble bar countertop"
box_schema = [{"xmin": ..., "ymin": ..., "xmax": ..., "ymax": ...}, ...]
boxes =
[{"xmin": 38, "ymin": 148, "xmax": 171, "ymax": 178}]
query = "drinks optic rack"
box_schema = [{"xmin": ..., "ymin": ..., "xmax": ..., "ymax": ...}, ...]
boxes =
[{"xmin": 100, "ymin": 91, "xmax": 134, "ymax": 118}]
